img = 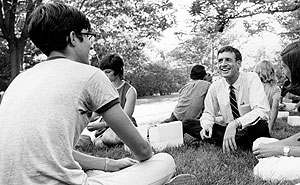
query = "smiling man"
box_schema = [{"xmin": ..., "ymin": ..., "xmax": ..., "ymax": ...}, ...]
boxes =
[{"xmin": 184, "ymin": 46, "xmax": 271, "ymax": 153}]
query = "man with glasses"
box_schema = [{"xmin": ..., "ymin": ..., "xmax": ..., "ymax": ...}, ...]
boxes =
[{"xmin": 0, "ymin": 2, "xmax": 197, "ymax": 185}]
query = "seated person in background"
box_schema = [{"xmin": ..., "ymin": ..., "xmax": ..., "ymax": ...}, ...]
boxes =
[
  {"xmin": 184, "ymin": 46, "xmax": 270, "ymax": 152},
  {"xmin": 162, "ymin": 64, "xmax": 211, "ymax": 123},
  {"xmin": 253, "ymin": 40, "xmax": 300, "ymax": 182},
  {"xmin": 255, "ymin": 60, "xmax": 281, "ymax": 132},
  {"xmin": 80, "ymin": 54, "xmax": 138, "ymax": 147}
]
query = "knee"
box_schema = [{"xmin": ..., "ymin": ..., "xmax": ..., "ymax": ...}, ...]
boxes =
[
  {"xmin": 152, "ymin": 153, "xmax": 176, "ymax": 170},
  {"xmin": 256, "ymin": 121, "xmax": 270, "ymax": 135},
  {"xmin": 254, "ymin": 158, "xmax": 300, "ymax": 181}
]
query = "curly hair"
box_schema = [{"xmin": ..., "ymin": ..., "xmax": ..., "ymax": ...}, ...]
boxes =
[{"xmin": 255, "ymin": 60, "xmax": 277, "ymax": 85}]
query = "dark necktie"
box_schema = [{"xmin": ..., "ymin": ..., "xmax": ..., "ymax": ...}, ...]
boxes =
[{"xmin": 229, "ymin": 85, "xmax": 240, "ymax": 119}]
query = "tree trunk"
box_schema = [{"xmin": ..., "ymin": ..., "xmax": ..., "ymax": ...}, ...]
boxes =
[{"xmin": 9, "ymin": 39, "xmax": 26, "ymax": 83}]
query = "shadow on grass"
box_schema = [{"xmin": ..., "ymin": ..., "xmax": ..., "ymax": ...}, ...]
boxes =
[
  {"xmin": 136, "ymin": 93, "xmax": 178, "ymax": 105},
  {"xmin": 76, "ymin": 116, "xmax": 300, "ymax": 185}
]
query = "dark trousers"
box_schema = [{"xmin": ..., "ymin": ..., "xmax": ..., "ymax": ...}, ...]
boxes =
[
  {"xmin": 162, "ymin": 112, "xmax": 178, "ymax": 123},
  {"xmin": 182, "ymin": 118, "xmax": 271, "ymax": 149}
]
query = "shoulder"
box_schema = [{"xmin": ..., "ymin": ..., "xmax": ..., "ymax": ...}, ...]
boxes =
[
  {"xmin": 195, "ymin": 80, "xmax": 211, "ymax": 89},
  {"xmin": 195, "ymin": 80, "xmax": 211, "ymax": 85},
  {"xmin": 240, "ymin": 72, "xmax": 261, "ymax": 85},
  {"xmin": 210, "ymin": 78, "xmax": 224, "ymax": 88},
  {"xmin": 124, "ymin": 81, "xmax": 136, "ymax": 90},
  {"xmin": 241, "ymin": 72, "xmax": 260, "ymax": 80},
  {"xmin": 124, "ymin": 82, "xmax": 137, "ymax": 96},
  {"xmin": 241, "ymin": 71, "xmax": 257, "ymax": 77}
]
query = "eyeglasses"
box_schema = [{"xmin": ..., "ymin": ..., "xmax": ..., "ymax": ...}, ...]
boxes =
[{"xmin": 76, "ymin": 32, "xmax": 97, "ymax": 43}]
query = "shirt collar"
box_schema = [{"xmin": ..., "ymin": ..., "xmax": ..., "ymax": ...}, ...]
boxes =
[{"xmin": 225, "ymin": 72, "xmax": 242, "ymax": 90}]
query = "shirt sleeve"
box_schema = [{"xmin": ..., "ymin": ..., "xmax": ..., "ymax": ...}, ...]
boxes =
[
  {"xmin": 238, "ymin": 74, "xmax": 270, "ymax": 127},
  {"xmin": 200, "ymin": 83, "xmax": 219, "ymax": 128},
  {"xmin": 83, "ymin": 70, "xmax": 119, "ymax": 113}
]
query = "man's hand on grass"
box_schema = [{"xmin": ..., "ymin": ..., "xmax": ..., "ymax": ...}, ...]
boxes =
[
  {"xmin": 222, "ymin": 121, "xmax": 238, "ymax": 153},
  {"xmin": 200, "ymin": 125, "xmax": 212, "ymax": 139}
]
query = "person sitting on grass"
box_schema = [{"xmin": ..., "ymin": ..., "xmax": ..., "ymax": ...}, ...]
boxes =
[
  {"xmin": 80, "ymin": 53, "xmax": 138, "ymax": 147},
  {"xmin": 253, "ymin": 40, "xmax": 300, "ymax": 181},
  {"xmin": 255, "ymin": 60, "xmax": 281, "ymax": 132},
  {"xmin": 183, "ymin": 46, "xmax": 271, "ymax": 152},
  {"xmin": 0, "ymin": 2, "xmax": 197, "ymax": 185},
  {"xmin": 162, "ymin": 64, "xmax": 211, "ymax": 123}
]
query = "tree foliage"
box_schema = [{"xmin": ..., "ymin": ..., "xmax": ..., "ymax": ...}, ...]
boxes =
[
  {"xmin": 126, "ymin": 63, "xmax": 188, "ymax": 97},
  {"xmin": 189, "ymin": 0, "xmax": 300, "ymax": 34},
  {"xmin": 84, "ymin": 0, "xmax": 176, "ymax": 72},
  {"xmin": 0, "ymin": 0, "xmax": 176, "ymax": 92},
  {"xmin": 168, "ymin": 34, "xmax": 211, "ymax": 67},
  {"xmin": 0, "ymin": 0, "xmax": 42, "ymax": 88},
  {"xmin": 166, "ymin": 0, "xmax": 300, "ymax": 76}
]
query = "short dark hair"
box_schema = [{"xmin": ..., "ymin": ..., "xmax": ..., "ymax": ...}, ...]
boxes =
[
  {"xmin": 281, "ymin": 41, "xmax": 300, "ymax": 90},
  {"xmin": 217, "ymin": 46, "xmax": 242, "ymax": 62},
  {"xmin": 27, "ymin": 2, "xmax": 91, "ymax": 56},
  {"xmin": 100, "ymin": 54, "xmax": 124, "ymax": 79},
  {"xmin": 190, "ymin": 64, "xmax": 207, "ymax": 80}
]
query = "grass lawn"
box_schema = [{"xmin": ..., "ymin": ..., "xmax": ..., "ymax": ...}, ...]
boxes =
[{"xmin": 76, "ymin": 95, "xmax": 300, "ymax": 185}]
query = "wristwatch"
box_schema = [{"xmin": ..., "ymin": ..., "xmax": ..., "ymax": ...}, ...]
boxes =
[{"xmin": 283, "ymin": 146, "xmax": 290, "ymax": 156}]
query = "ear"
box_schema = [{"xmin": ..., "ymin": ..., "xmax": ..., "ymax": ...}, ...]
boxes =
[
  {"xmin": 67, "ymin": 31, "xmax": 76, "ymax": 47},
  {"xmin": 237, "ymin": 60, "xmax": 241, "ymax": 67}
]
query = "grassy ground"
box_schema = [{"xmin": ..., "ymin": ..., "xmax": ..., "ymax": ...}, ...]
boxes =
[{"xmin": 76, "ymin": 95, "xmax": 300, "ymax": 185}]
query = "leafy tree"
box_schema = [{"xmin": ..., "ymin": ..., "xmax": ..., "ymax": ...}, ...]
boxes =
[
  {"xmin": 189, "ymin": 0, "xmax": 300, "ymax": 34},
  {"xmin": 168, "ymin": 34, "xmax": 211, "ymax": 67},
  {"xmin": 0, "ymin": 0, "xmax": 176, "ymax": 88},
  {"xmin": 0, "ymin": 38, "xmax": 9, "ymax": 90},
  {"xmin": 0, "ymin": 0, "xmax": 42, "ymax": 84},
  {"xmin": 166, "ymin": 0, "xmax": 300, "ymax": 75},
  {"xmin": 126, "ymin": 63, "xmax": 187, "ymax": 97},
  {"xmin": 85, "ymin": 0, "xmax": 176, "ymax": 73}
]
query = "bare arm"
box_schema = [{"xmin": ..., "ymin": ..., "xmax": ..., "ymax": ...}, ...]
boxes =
[
  {"xmin": 102, "ymin": 104, "xmax": 153, "ymax": 162},
  {"xmin": 88, "ymin": 87, "xmax": 137, "ymax": 131},
  {"xmin": 268, "ymin": 98, "xmax": 280, "ymax": 132},
  {"xmin": 123, "ymin": 87, "xmax": 137, "ymax": 117},
  {"xmin": 72, "ymin": 150, "xmax": 106, "ymax": 170},
  {"xmin": 72, "ymin": 150, "xmax": 138, "ymax": 171},
  {"xmin": 253, "ymin": 132, "xmax": 300, "ymax": 158}
]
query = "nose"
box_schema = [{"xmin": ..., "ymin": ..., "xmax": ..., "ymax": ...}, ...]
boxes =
[{"xmin": 218, "ymin": 59, "xmax": 227, "ymax": 66}]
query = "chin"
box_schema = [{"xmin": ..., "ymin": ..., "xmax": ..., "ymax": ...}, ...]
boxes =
[{"xmin": 220, "ymin": 71, "xmax": 231, "ymax": 78}]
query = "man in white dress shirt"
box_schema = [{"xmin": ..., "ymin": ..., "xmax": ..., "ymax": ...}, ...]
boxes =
[{"xmin": 184, "ymin": 46, "xmax": 271, "ymax": 153}]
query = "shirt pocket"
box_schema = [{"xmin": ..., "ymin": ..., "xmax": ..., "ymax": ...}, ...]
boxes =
[{"xmin": 239, "ymin": 104, "xmax": 251, "ymax": 116}]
